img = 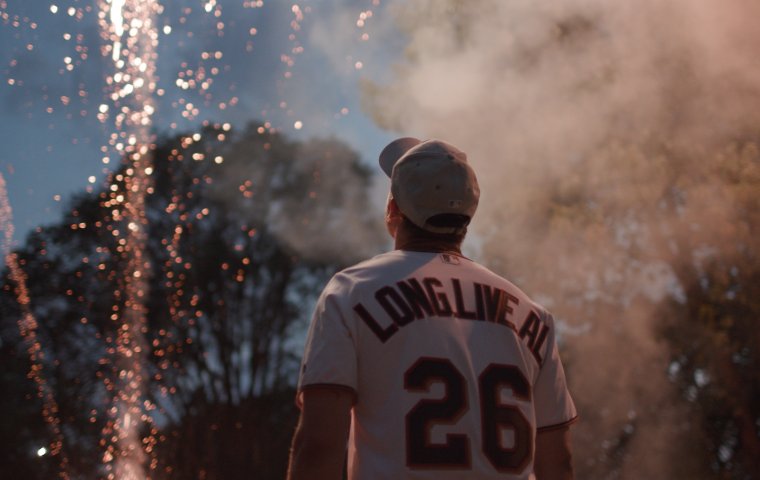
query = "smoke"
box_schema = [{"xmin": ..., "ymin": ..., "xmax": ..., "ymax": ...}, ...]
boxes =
[
  {"xmin": 207, "ymin": 130, "xmax": 386, "ymax": 267},
  {"xmin": 354, "ymin": 0, "xmax": 760, "ymax": 478},
  {"xmin": 267, "ymin": 137, "xmax": 388, "ymax": 265}
]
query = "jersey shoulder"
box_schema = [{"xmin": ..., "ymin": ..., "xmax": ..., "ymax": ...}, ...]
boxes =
[
  {"xmin": 464, "ymin": 260, "xmax": 559, "ymax": 363},
  {"xmin": 464, "ymin": 260, "xmax": 548, "ymax": 314},
  {"xmin": 331, "ymin": 250, "xmax": 437, "ymax": 288},
  {"xmin": 317, "ymin": 251, "xmax": 405, "ymax": 302}
]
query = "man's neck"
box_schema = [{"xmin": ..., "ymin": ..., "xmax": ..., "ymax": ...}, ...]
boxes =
[{"xmin": 395, "ymin": 236, "xmax": 462, "ymax": 256}]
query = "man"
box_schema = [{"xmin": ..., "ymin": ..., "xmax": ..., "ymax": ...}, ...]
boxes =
[{"xmin": 287, "ymin": 138, "xmax": 577, "ymax": 480}]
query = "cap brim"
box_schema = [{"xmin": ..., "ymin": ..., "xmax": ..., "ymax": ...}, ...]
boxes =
[{"xmin": 379, "ymin": 137, "xmax": 421, "ymax": 177}]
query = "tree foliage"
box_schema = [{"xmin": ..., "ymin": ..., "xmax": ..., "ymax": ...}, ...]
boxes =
[
  {"xmin": 360, "ymin": 1, "xmax": 760, "ymax": 477},
  {"xmin": 0, "ymin": 122, "xmax": 383, "ymax": 479}
]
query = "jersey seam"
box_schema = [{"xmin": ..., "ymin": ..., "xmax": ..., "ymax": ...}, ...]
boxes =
[
  {"xmin": 537, "ymin": 415, "xmax": 579, "ymax": 433},
  {"xmin": 296, "ymin": 383, "xmax": 358, "ymax": 408}
]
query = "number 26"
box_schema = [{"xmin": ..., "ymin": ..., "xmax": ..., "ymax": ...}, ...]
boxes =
[{"xmin": 404, "ymin": 357, "xmax": 532, "ymax": 473}]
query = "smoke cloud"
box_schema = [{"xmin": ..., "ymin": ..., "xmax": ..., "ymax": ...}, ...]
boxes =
[
  {"xmin": 354, "ymin": 0, "xmax": 760, "ymax": 477},
  {"xmin": 206, "ymin": 130, "xmax": 386, "ymax": 267}
]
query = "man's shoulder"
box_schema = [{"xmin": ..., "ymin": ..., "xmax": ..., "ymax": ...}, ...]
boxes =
[
  {"xmin": 327, "ymin": 250, "xmax": 448, "ymax": 293},
  {"xmin": 463, "ymin": 258, "xmax": 518, "ymax": 288},
  {"xmin": 335, "ymin": 250, "xmax": 401, "ymax": 278},
  {"xmin": 464, "ymin": 260, "xmax": 549, "ymax": 313},
  {"xmin": 329, "ymin": 251, "xmax": 548, "ymax": 312},
  {"xmin": 323, "ymin": 251, "xmax": 404, "ymax": 292},
  {"xmin": 336, "ymin": 250, "xmax": 439, "ymax": 276}
]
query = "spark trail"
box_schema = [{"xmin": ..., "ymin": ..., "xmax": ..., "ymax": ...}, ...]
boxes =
[
  {"xmin": 97, "ymin": 0, "xmax": 160, "ymax": 478},
  {"xmin": 0, "ymin": 173, "xmax": 70, "ymax": 479}
]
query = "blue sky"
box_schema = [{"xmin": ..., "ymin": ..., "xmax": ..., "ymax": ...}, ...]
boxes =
[{"xmin": 0, "ymin": 0, "xmax": 402, "ymax": 244}]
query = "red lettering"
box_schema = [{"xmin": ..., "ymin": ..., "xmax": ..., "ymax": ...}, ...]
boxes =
[
  {"xmin": 423, "ymin": 277, "xmax": 453, "ymax": 317},
  {"xmin": 377, "ymin": 286, "xmax": 415, "ymax": 327},
  {"xmin": 354, "ymin": 303, "xmax": 398, "ymax": 343},
  {"xmin": 518, "ymin": 311, "xmax": 548, "ymax": 364},
  {"xmin": 397, "ymin": 278, "xmax": 435, "ymax": 320},
  {"xmin": 452, "ymin": 278, "xmax": 478, "ymax": 320}
]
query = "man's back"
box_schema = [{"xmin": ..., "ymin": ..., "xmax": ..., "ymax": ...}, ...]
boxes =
[{"xmin": 298, "ymin": 250, "xmax": 577, "ymax": 479}]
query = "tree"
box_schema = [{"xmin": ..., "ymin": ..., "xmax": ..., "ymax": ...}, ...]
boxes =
[
  {"xmin": 359, "ymin": 1, "xmax": 760, "ymax": 477},
  {"xmin": 656, "ymin": 143, "xmax": 760, "ymax": 479},
  {"xmin": 0, "ymin": 122, "xmax": 384, "ymax": 479}
]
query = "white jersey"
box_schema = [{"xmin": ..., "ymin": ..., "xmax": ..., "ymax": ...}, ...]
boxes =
[{"xmin": 297, "ymin": 250, "xmax": 577, "ymax": 480}]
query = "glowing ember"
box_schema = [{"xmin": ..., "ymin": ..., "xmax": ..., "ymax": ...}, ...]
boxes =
[
  {"xmin": 0, "ymin": 0, "xmax": 389, "ymax": 476},
  {"xmin": 0, "ymin": 173, "xmax": 70, "ymax": 479},
  {"xmin": 97, "ymin": 0, "xmax": 160, "ymax": 477}
]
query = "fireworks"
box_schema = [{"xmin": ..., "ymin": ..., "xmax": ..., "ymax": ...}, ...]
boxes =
[
  {"xmin": 0, "ymin": 173, "xmax": 70, "ymax": 479},
  {"xmin": 95, "ymin": 0, "xmax": 160, "ymax": 477},
  {"xmin": 0, "ymin": 0, "xmax": 386, "ymax": 478}
]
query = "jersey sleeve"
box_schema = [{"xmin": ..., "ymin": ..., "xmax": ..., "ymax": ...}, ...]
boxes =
[
  {"xmin": 296, "ymin": 274, "xmax": 358, "ymax": 407},
  {"xmin": 533, "ymin": 311, "xmax": 578, "ymax": 431}
]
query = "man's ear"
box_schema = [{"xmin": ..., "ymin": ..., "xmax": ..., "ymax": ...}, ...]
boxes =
[
  {"xmin": 385, "ymin": 195, "xmax": 403, "ymax": 239},
  {"xmin": 386, "ymin": 196, "xmax": 401, "ymax": 215}
]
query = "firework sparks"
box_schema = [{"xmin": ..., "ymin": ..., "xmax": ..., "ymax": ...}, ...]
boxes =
[
  {"xmin": 0, "ymin": 173, "xmax": 70, "ymax": 479},
  {"xmin": 0, "ymin": 0, "xmax": 388, "ymax": 476},
  {"xmin": 96, "ymin": 0, "xmax": 161, "ymax": 478},
  {"xmin": 350, "ymin": 0, "xmax": 381, "ymax": 71}
]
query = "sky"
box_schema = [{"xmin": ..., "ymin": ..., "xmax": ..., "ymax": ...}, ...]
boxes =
[
  {"xmin": 0, "ymin": 0, "xmax": 402, "ymax": 244},
  {"xmin": 3, "ymin": 1, "xmax": 760, "ymax": 477},
  {"xmin": 342, "ymin": 1, "xmax": 760, "ymax": 477}
]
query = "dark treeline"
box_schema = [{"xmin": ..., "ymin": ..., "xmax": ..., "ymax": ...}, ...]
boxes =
[
  {"xmin": 0, "ymin": 122, "xmax": 383, "ymax": 479},
  {"xmin": 2, "ymin": 119, "xmax": 759, "ymax": 480}
]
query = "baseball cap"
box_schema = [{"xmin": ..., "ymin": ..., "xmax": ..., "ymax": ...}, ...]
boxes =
[{"xmin": 379, "ymin": 137, "xmax": 480, "ymax": 234}]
